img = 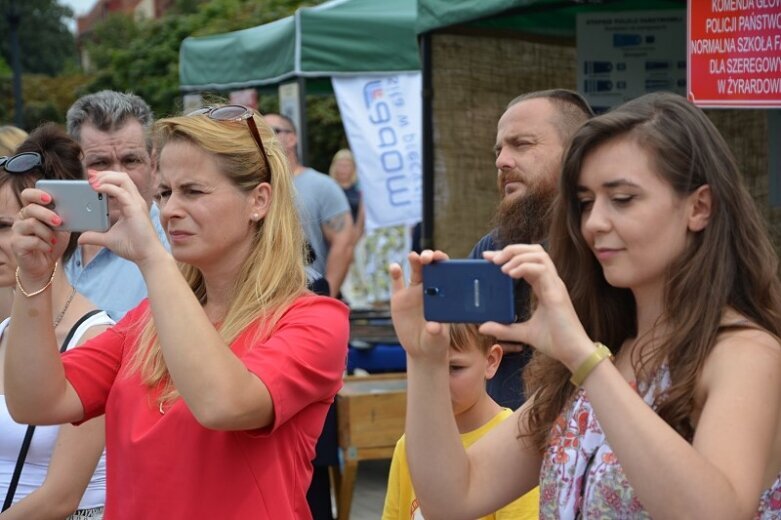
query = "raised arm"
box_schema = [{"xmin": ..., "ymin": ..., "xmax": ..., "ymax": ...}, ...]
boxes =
[
  {"xmin": 4, "ymin": 190, "xmax": 86, "ymax": 425},
  {"xmin": 142, "ymin": 259, "xmax": 348, "ymax": 431},
  {"xmin": 78, "ymin": 170, "xmax": 276, "ymax": 430},
  {"xmin": 82, "ymin": 170, "xmax": 348, "ymax": 431},
  {"xmin": 480, "ymin": 244, "xmax": 781, "ymax": 519},
  {"xmin": 322, "ymin": 210, "xmax": 354, "ymax": 298},
  {"xmin": 353, "ymin": 199, "xmax": 365, "ymax": 244},
  {"xmin": 390, "ymin": 251, "xmax": 541, "ymax": 519},
  {"xmin": 140, "ymin": 252, "xmax": 276, "ymax": 430},
  {"xmin": 583, "ymin": 328, "xmax": 780, "ymax": 519}
]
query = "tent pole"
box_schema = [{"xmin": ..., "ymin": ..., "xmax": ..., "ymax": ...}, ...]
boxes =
[
  {"xmin": 420, "ymin": 32, "xmax": 434, "ymax": 250},
  {"xmin": 298, "ymin": 76, "xmax": 309, "ymax": 165}
]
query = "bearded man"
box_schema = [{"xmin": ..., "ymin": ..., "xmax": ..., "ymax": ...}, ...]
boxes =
[{"xmin": 470, "ymin": 89, "xmax": 594, "ymax": 409}]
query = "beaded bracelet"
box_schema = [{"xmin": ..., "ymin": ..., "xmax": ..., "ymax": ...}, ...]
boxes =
[
  {"xmin": 570, "ymin": 342, "xmax": 613, "ymax": 387},
  {"xmin": 15, "ymin": 262, "xmax": 58, "ymax": 298}
]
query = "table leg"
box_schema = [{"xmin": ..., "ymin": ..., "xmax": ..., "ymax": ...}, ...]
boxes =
[
  {"xmin": 338, "ymin": 459, "xmax": 358, "ymax": 520},
  {"xmin": 329, "ymin": 464, "xmax": 342, "ymax": 516}
]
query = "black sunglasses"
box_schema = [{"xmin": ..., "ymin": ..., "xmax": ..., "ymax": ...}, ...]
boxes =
[
  {"xmin": 0, "ymin": 152, "xmax": 43, "ymax": 174},
  {"xmin": 188, "ymin": 105, "xmax": 272, "ymax": 178}
]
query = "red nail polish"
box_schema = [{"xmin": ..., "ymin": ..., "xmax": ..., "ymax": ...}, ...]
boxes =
[
  {"xmin": 51, "ymin": 237, "xmax": 57, "ymax": 244},
  {"xmin": 41, "ymin": 193, "xmax": 51, "ymax": 203},
  {"xmin": 52, "ymin": 216, "xmax": 62, "ymax": 226}
]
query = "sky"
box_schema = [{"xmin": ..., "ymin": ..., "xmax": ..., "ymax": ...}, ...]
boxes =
[{"xmin": 58, "ymin": 0, "xmax": 98, "ymax": 31}]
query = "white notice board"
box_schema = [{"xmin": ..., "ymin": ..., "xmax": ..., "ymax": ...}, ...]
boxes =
[{"xmin": 577, "ymin": 10, "xmax": 686, "ymax": 112}]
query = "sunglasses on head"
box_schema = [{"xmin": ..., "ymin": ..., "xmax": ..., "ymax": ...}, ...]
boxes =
[
  {"xmin": 188, "ymin": 105, "xmax": 272, "ymax": 179},
  {"xmin": 0, "ymin": 152, "xmax": 43, "ymax": 174}
]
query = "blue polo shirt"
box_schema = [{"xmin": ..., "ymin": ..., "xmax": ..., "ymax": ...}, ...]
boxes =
[{"xmin": 65, "ymin": 204, "xmax": 169, "ymax": 321}]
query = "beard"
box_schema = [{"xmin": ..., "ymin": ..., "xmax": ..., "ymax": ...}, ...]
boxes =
[{"xmin": 493, "ymin": 179, "xmax": 557, "ymax": 247}]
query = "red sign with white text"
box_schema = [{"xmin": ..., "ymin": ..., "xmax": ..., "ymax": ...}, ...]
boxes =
[{"xmin": 688, "ymin": 0, "xmax": 781, "ymax": 107}]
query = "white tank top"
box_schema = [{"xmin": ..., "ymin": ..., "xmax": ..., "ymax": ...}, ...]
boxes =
[{"xmin": 0, "ymin": 311, "xmax": 113, "ymax": 508}]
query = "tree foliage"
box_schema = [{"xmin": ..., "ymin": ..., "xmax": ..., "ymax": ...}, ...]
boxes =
[
  {"xmin": 82, "ymin": 0, "xmax": 346, "ymax": 168},
  {"xmin": 83, "ymin": 0, "xmax": 318, "ymax": 116},
  {"xmin": 0, "ymin": 0, "xmax": 346, "ymax": 166},
  {"xmin": 0, "ymin": 0, "xmax": 81, "ymax": 126},
  {"xmin": 0, "ymin": 72, "xmax": 92, "ymax": 128},
  {"xmin": 0, "ymin": 0, "xmax": 77, "ymax": 75},
  {"xmin": 305, "ymin": 96, "xmax": 349, "ymax": 173}
]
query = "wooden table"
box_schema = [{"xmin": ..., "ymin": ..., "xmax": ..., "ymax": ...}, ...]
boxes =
[
  {"xmin": 335, "ymin": 373, "xmax": 406, "ymax": 520},
  {"xmin": 349, "ymin": 309, "xmax": 398, "ymax": 348}
]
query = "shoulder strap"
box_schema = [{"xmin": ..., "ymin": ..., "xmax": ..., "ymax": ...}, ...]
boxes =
[
  {"xmin": 2, "ymin": 309, "xmax": 104, "ymax": 510},
  {"xmin": 59, "ymin": 309, "xmax": 103, "ymax": 354}
]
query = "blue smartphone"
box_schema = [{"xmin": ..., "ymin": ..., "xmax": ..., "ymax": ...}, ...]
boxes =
[{"xmin": 422, "ymin": 260, "xmax": 516, "ymax": 324}]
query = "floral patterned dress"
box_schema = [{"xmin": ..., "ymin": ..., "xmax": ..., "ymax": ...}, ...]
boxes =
[{"xmin": 538, "ymin": 366, "xmax": 781, "ymax": 519}]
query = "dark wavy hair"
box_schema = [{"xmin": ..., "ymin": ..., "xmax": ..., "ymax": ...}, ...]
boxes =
[
  {"xmin": 522, "ymin": 92, "xmax": 781, "ymax": 450},
  {"xmin": 0, "ymin": 123, "xmax": 85, "ymax": 261}
]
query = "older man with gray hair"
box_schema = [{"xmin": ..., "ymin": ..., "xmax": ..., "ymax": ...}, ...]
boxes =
[{"xmin": 65, "ymin": 90, "xmax": 168, "ymax": 320}]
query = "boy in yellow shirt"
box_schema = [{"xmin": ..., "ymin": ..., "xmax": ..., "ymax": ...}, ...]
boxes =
[{"xmin": 382, "ymin": 323, "xmax": 539, "ymax": 519}]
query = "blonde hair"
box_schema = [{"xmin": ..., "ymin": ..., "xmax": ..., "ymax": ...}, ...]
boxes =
[
  {"xmin": 130, "ymin": 109, "xmax": 308, "ymax": 403},
  {"xmin": 449, "ymin": 323, "xmax": 495, "ymax": 355},
  {"xmin": 328, "ymin": 148, "xmax": 357, "ymax": 185},
  {"xmin": 0, "ymin": 126, "xmax": 28, "ymax": 156}
]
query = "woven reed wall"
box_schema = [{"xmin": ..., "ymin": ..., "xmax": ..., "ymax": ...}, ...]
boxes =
[
  {"xmin": 431, "ymin": 33, "xmax": 577, "ymax": 257},
  {"xmin": 706, "ymin": 110, "xmax": 781, "ymax": 251},
  {"xmin": 431, "ymin": 33, "xmax": 778, "ymax": 257}
]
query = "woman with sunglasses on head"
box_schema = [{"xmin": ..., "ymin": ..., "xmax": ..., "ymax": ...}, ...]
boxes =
[
  {"xmin": 391, "ymin": 92, "xmax": 781, "ymax": 519},
  {"xmin": 4, "ymin": 106, "xmax": 349, "ymax": 518},
  {"xmin": 0, "ymin": 126, "xmax": 27, "ymax": 157},
  {"xmin": 0, "ymin": 123, "xmax": 111, "ymax": 519},
  {"xmin": 0, "ymin": 126, "xmax": 29, "ymax": 323}
]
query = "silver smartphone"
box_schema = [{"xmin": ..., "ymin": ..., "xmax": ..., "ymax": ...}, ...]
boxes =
[{"xmin": 34, "ymin": 180, "xmax": 110, "ymax": 232}]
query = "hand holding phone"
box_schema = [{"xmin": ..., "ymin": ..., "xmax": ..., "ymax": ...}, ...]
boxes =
[
  {"xmin": 35, "ymin": 180, "xmax": 110, "ymax": 232},
  {"xmin": 422, "ymin": 259, "xmax": 516, "ymax": 324}
]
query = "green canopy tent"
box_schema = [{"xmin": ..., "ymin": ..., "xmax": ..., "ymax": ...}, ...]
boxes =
[
  {"xmin": 179, "ymin": 0, "xmax": 420, "ymax": 92},
  {"xmin": 179, "ymin": 0, "xmax": 420, "ymax": 162},
  {"xmin": 417, "ymin": 0, "xmax": 685, "ymax": 38},
  {"xmin": 415, "ymin": 0, "xmax": 685, "ymax": 252}
]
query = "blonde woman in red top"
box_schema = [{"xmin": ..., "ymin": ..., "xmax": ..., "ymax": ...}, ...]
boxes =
[{"xmin": 4, "ymin": 107, "xmax": 349, "ymax": 518}]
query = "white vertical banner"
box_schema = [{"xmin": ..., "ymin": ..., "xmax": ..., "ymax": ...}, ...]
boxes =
[{"xmin": 332, "ymin": 73, "xmax": 422, "ymax": 231}]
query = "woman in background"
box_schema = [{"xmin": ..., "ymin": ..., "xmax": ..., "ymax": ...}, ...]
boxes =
[
  {"xmin": 0, "ymin": 127, "xmax": 26, "ymax": 157},
  {"xmin": 329, "ymin": 149, "xmax": 364, "ymax": 244},
  {"xmin": 0, "ymin": 123, "xmax": 110, "ymax": 519},
  {"xmin": 329, "ymin": 149, "xmax": 367, "ymax": 305},
  {"xmin": 330, "ymin": 149, "xmax": 408, "ymax": 308},
  {"xmin": 0, "ymin": 126, "xmax": 28, "ymax": 322}
]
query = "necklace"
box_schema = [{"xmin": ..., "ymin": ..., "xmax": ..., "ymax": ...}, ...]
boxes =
[{"xmin": 53, "ymin": 286, "xmax": 77, "ymax": 328}]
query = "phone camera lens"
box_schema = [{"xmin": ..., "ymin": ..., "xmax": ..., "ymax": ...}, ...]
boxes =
[
  {"xmin": 424, "ymin": 287, "xmax": 439, "ymax": 296},
  {"xmin": 98, "ymin": 194, "xmax": 103, "ymax": 200}
]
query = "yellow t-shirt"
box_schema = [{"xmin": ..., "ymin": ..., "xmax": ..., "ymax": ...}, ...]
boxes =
[{"xmin": 381, "ymin": 408, "xmax": 539, "ymax": 520}]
